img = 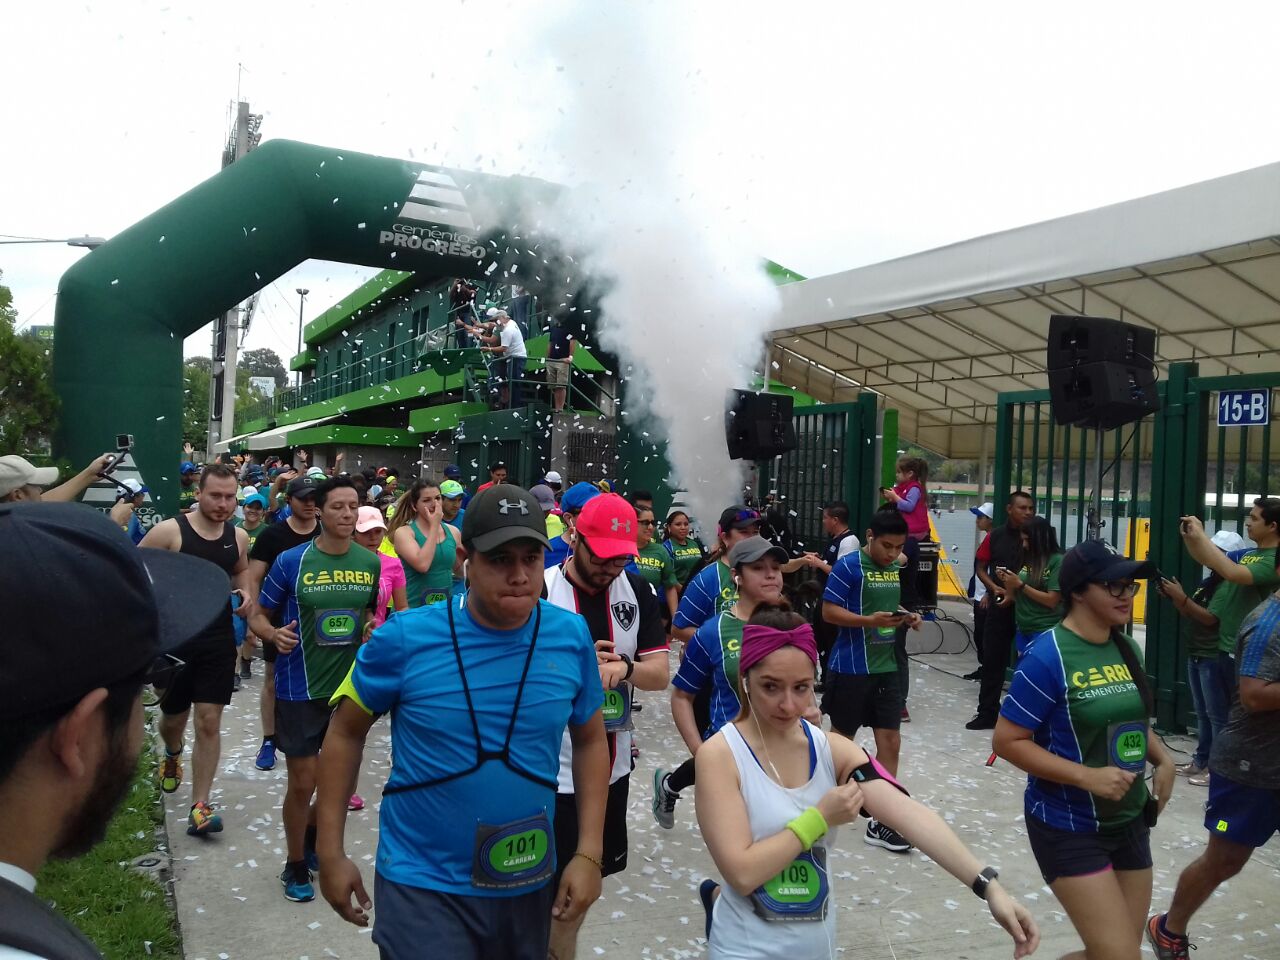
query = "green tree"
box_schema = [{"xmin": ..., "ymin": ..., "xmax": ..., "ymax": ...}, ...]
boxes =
[
  {"xmin": 182, "ymin": 356, "xmax": 270, "ymax": 446},
  {"xmin": 241, "ymin": 347, "xmax": 288, "ymax": 389},
  {"xmin": 0, "ymin": 272, "xmax": 60, "ymax": 456},
  {"xmin": 182, "ymin": 356, "xmax": 212, "ymax": 445}
]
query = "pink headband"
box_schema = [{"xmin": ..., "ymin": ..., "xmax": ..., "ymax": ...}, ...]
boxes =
[{"xmin": 740, "ymin": 623, "xmax": 818, "ymax": 675}]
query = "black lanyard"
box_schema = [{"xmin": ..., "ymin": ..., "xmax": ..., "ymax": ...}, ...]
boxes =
[{"xmin": 383, "ymin": 598, "xmax": 556, "ymax": 796}]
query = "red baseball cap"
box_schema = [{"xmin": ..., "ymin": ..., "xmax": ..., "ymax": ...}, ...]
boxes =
[{"xmin": 575, "ymin": 493, "xmax": 640, "ymax": 559}]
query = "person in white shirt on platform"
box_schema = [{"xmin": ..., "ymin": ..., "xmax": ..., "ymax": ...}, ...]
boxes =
[{"xmin": 479, "ymin": 309, "xmax": 528, "ymax": 409}]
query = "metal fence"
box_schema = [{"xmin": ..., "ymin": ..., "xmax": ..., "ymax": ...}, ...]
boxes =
[
  {"xmin": 758, "ymin": 394, "xmax": 879, "ymax": 553},
  {"xmin": 995, "ymin": 362, "xmax": 1280, "ymax": 730}
]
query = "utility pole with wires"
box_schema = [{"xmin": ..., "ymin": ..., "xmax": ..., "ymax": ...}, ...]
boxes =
[{"xmin": 206, "ymin": 100, "xmax": 263, "ymax": 455}]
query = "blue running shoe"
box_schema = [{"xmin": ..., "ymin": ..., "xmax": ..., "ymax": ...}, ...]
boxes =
[
  {"xmin": 280, "ymin": 862, "xmax": 314, "ymax": 902},
  {"xmin": 255, "ymin": 739, "xmax": 276, "ymax": 771}
]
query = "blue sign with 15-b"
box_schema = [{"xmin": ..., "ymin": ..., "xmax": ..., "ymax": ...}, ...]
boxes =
[{"xmin": 1217, "ymin": 389, "xmax": 1271, "ymax": 427}]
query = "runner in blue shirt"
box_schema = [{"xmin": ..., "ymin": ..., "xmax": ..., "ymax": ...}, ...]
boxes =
[
  {"xmin": 314, "ymin": 485, "xmax": 611, "ymax": 960},
  {"xmin": 820, "ymin": 508, "xmax": 922, "ymax": 854},
  {"xmin": 653, "ymin": 536, "xmax": 790, "ymax": 829},
  {"xmin": 671, "ymin": 506, "xmax": 762, "ymax": 642},
  {"xmin": 994, "ymin": 540, "xmax": 1175, "ymax": 960}
]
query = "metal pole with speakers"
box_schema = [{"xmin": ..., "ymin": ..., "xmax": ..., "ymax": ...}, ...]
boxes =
[{"xmin": 1046, "ymin": 315, "xmax": 1161, "ymax": 542}]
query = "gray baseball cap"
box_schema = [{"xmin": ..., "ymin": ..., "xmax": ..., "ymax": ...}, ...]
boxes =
[
  {"xmin": 461, "ymin": 484, "xmax": 551, "ymax": 553},
  {"xmin": 727, "ymin": 535, "xmax": 789, "ymax": 567}
]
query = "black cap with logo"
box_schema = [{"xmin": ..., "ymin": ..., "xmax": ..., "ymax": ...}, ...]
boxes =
[
  {"xmin": 0, "ymin": 503, "xmax": 232, "ymax": 720},
  {"xmin": 461, "ymin": 484, "xmax": 551, "ymax": 553},
  {"xmin": 287, "ymin": 476, "xmax": 322, "ymax": 499}
]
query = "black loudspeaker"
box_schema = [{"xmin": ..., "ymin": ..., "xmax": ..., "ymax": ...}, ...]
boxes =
[
  {"xmin": 1046, "ymin": 315, "xmax": 1160, "ymax": 429},
  {"xmin": 725, "ymin": 390, "xmax": 797, "ymax": 460}
]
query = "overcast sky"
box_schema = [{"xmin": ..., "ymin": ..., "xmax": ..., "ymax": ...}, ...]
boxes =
[{"xmin": 6, "ymin": 0, "xmax": 1280, "ymax": 367}]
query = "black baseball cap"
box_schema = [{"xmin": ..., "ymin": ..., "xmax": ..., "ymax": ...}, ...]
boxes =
[
  {"xmin": 287, "ymin": 476, "xmax": 322, "ymax": 499},
  {"xmin": 0, "ymin": 503, "xmax": 232, "ymax": 720},
  {"xmin": 461, "ymin": 484, "xmax": 551, "ymax": 553},
  {"xmin": 1058, "ymin": 539, "xmax": 1157, "ymax": 596},
  {"xmin": 718, "ymin": 505, "xmax": 761, "ymax": 533}
]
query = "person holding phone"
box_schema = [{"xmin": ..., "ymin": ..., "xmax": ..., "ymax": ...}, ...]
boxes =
[
  {"xmin": 993, "ymin": 539, "xmax": 1175, "ymax": 960},
  {"xmin": 819, "ymin": 508, "xmax": 922, "ymax": 854},
  {"xmin": 996, "ymin": 517, "xmax": 1064, "ymax": 659},
  {"xmin": 1156, "ymin": 529, "xmax": 1245, "ymax": 786}
]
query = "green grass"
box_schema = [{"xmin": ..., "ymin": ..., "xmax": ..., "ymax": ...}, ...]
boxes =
[{"xmin": 35, "ymin": 748, "xmax": 182, "ymax": 960}]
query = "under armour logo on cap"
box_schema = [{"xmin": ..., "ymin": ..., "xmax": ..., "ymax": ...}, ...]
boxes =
[
  {"xmin": 610, "ymin": 518, "xmax": 632, "ymax": 534},
  {"xmin": 498, "ymin": 498, "xmax": 529, "ymax": 516}
]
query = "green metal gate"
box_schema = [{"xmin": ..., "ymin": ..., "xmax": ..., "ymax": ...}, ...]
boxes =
[
  {"xmin": 758, "ymin": 394, "xmax": 879, "ymax": 553},
  {"xmin": 994, "ymin": 362, "xmax": 1280, "ymax": 731}
]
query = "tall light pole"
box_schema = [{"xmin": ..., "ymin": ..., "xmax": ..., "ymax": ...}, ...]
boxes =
[
  {"xmin": 295, "ymin": 288, "xmax": 310, "ymax": 387},
  {"xmin": 0, "ymin": 235, "xmax": 107, "ymax": 249}
]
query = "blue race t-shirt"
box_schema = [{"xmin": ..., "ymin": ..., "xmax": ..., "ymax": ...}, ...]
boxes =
[
  {"xmin": 672, "ymin": 612, "xmax": 744, "ymax": 738},
  {"xmin": 673, "ymin": 561, "xmax": 735, "ymax": 631},
  {"xmin": 1000, "ymin": 624, "xmax": 1149, "ymax": 832},
  {"xmin": 823, "ymin": 549, "xmax": 901, "ymax": 675},
  {"xmin": 348, "ymin": 594, "xmax": 603, "ymax": 896}
]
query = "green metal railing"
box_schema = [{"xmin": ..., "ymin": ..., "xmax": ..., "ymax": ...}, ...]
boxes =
[{"xmin": 759, "ymin": 394, "xmax": 879, "ymax": 552}]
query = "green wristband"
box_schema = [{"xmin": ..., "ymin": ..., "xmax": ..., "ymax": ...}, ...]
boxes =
[{"xmin": 785, "ymin": 806, "xmax": 829, "ymax": 851}]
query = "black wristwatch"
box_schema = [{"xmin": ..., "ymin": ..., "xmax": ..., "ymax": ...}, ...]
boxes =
[
  {"xmin": 972, "ymin": 866, "xmax": 999, "ymax": 900},
  {"xmin": 619, "ymin": 653, "xmax": 634, "ymax": 681}
]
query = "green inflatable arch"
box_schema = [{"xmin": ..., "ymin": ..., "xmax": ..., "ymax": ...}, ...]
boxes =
[{"xmin": 54, "ymin": 140, "xmax": 558, "ymax": 514}]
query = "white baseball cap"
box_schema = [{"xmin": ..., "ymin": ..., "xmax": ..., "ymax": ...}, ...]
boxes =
[
  {"xmin": 969, "ymin": 502, "xmax": 995, "ymax": 520},
  {"xmin": 1210, "ymin": 529, "xmax": 1247, "ymax": 553},
  {"xmin": 0, "ymin": 455, "xmax": 60, "ymax": 499},
  {"xmin": 544, "ymin": 470, "xmax": 563, "ymax": 485}
]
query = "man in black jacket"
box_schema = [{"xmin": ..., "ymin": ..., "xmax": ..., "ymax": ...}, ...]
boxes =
[
  {"xmin": 0, "ymin": 504, "xmax": 228, "ymax": 958},
  {"xmin": 966, "ymin": 490, "xmax": 1035, "ymax": 730}
]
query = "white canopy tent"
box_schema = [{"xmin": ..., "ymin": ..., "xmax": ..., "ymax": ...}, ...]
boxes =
[
  {"xmin": 770, "ymin": 161, "xmax": 1280, "ymax": 458},
  {"xmin": 212, "ymin": 414, "xmax": 344, "ymax": 454}
]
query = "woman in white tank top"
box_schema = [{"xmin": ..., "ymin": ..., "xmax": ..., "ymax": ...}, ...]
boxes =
[{"xmin": 694, "ymin": 606, "xmax": 1041, "ymax": 960}]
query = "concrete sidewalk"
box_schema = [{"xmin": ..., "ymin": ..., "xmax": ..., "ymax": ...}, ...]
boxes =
[{"xmin": 158, "ymin": 610, "xmax": 1280, "ymax": 959}]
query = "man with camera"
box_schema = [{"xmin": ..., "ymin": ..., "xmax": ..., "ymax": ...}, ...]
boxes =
[{"xmin": 0, "ymin": 452, "xmax": 117, "ymax": 504}]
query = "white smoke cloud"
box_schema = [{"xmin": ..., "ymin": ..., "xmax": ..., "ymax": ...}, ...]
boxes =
[{"xmin": 437, "ymin": 1, "xmax": 782, "ymax": 524}]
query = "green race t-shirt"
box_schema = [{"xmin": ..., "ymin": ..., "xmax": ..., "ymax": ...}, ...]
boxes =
[
  {"xmin": 1186, "ymin": 580, "xmax": 1222, "ymax": 658},
  {"xmin": 178, "ymin": 484, "xmax": 198, "ymax": 510},
  {"xmin": 823, "ymin": 548, "xmax": 902, "ymax": 675},
  {"xmin": 1208, "ymin": 547, "xmax": 1280, "ymax": 653},
  {"xmin": 1001, "ymin": 625, "xmax": 1150, "ymax": 831},
  {"xmin": 234, "ymin": 518, "xmax": 266, "ymax": 554},
  {"xmin": 635, "ymin": 541, "xmax": 678, "ymax": 591},
  {"xmin": 1015, "ymin": 552, "xmax": 1065, "ymax": 634},
  {"xmin": 260, "ymin": 541, "xmax": 382, "ymax": 701},
  {"xmin": 664, "ymin": 537, "xmax": 706, "ymax": 587}
]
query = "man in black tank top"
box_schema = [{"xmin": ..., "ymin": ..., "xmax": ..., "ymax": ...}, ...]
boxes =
[{"xmin": 141, "ymin": 464, "xmax": 250, "ymax": 836}]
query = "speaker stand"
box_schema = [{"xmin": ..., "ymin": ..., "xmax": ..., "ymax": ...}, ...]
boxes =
[{"xmin": 1086, "ymin": 427, "xmax": 1108, "ymax": 543}]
